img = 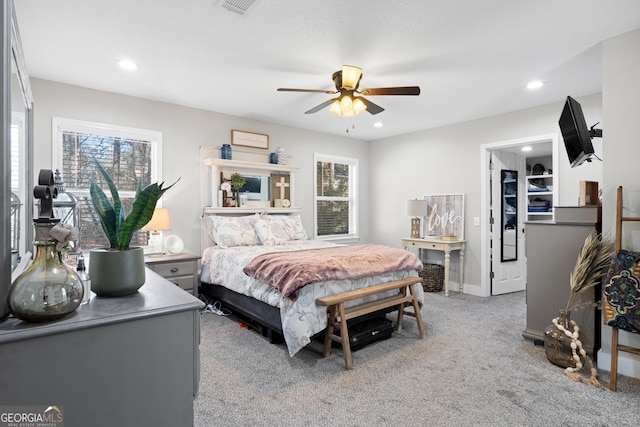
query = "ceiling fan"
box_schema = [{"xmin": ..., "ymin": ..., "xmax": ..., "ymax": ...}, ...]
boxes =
[{"xmin": 277, "ymin": 65, "xmax": 420, "ymax": 117}]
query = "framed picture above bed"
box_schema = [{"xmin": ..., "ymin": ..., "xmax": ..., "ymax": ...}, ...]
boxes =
[
  {"xmin": 422, "ymin": 193, "xmax": 465, "ymax": 240},
  {"xmin": 231, "ymin": 129, "xmax": 269, "ymax": 149}
]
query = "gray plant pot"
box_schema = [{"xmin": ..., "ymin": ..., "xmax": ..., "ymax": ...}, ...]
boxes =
[{"xmin": 89, "ymin": 247, "xmax": 146, "ymax": 297}]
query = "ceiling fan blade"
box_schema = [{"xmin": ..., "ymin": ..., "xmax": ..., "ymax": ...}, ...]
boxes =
[
  {"xmin": 304, "ymin": 98, "xmax": 336, "ymax": 114},
  {"xmin": 358, "ymin": 97, "xmax": 385, "ymax": 115},
  {"xmin": 278, "ymin": 88, "xmax": 337, "ymax": 94},
  {"xmin": 359, "ymin": 86, "xmax": 421, "ymax": 96}
]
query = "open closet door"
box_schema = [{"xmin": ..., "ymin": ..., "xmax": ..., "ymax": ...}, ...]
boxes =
[{"xmin": 490, "ymin": 150, "xmax": 526, "ymax": 295}]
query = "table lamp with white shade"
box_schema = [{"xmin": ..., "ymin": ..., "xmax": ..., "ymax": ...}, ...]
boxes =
[
  {"xmin": 143, "ymin": 207, "xmax": 171, "ymax": 255},
  {"xmin": 405, "ymin": 199, "xmax": 429, "ymax": 238}
]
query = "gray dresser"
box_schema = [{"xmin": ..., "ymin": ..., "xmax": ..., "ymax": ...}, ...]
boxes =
[
  {"xmin": 0, "ymin": 269, "xmax": 204, "ymax": 427},
  {"xmin": 523, "ymin": 206, "xmax": 600, "ymax": 353}
]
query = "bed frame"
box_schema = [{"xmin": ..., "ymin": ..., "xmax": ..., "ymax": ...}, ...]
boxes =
[{"xmin": 200, "ymin": 281, "xmax": 284, "ymax": 342}]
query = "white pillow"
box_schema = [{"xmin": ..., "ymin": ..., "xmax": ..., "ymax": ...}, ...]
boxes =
[
  {"xmin": 282, "ymin": 214, "xmax": 308, "ymax": 240},
  {"xmin": 254, "ymin": 214, "xmax": 308, "ymax": 246},
  {"xmin": 207, "ymin": 214, "xmax": 260, "ymax": 248},
  {"xmin": 202, "ymin": 216, "xmax": 218, "ymax": 244},
  {"xmin": 254, "ymin": 218, "xmax": 290, "ymax": 246}
]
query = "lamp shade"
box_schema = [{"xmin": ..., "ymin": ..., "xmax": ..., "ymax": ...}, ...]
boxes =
[
  {"xmin": 342, "ymin": 65, "xmax": 362, "ymax": 90},
  {"xmin": 405, "ymin": 199, "xmax": 429, "ymax": 217},
  {"xmin": 143, "ymin": 208, "xmax": 171, "ymax": 232}
]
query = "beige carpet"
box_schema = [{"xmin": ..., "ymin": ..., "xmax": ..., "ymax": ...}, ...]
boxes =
[{"xmin": 194, "ymin": 291, "xmax": 640, "ymax": 426}]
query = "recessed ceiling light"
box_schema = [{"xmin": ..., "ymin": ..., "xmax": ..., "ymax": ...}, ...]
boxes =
[
  {"xmin": 118, "ymin": 60, "xmax": 139, "ymax": 71},
  {"xmin": 521, "ymin": 146, "xmax": 532, "ymax": 152},
  {"xmin": 373, "ymin": 122, "xmax": 383, "ymax": 128},
  {"xmin": 526, "ymin": 80, "xmax": 544, "ymax": 90}
]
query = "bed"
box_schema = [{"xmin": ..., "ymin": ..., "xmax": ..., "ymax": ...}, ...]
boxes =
[{"xmin": 199, "ymin": 212, "xmax": 424, "ymax": 356}]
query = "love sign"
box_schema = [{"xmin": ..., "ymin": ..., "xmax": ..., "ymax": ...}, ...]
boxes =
[{"xmin": 423, "ymin": 194, "xmax": 465, "ymax": 239}]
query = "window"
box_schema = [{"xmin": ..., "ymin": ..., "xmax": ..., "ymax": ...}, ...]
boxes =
[
  {"xmin": 52, "ymin": 118, "xmax": 162, "ymax": 250},
  {"xmin": 314, "ymin": 153, "xmax": 358, "ymax": 241},
  {"xmin": 10, "ymin": 117, "xmax": 25, "ymax": 254}
]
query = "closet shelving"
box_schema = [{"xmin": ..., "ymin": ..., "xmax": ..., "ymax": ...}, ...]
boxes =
[{"xmin": 526, "ymin": 172, "xmax": 554, "ymax": 220}]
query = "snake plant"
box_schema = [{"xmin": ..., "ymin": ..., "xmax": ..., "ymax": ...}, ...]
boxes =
[{"xmin": 90, "ymin": 159, "xmax": 177, "ymax": 250}]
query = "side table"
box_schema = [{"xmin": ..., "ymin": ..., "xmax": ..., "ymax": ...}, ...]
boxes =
[
  {"xmin": 401, "ymin": 237, "xmax": 466, "ymax": 297},
  {"xmin": 145, "ymin": 252, "xmax": 200, "ymax": 297}
]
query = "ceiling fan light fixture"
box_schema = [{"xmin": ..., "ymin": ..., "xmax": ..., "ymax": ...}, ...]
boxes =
[
  {"xmin": 329, "ymin": 100, "xmax": 342, "ymax": 116},
  {"xmin": 352, "ymin": 97, "xmax": 367, "ymax": 114},
  {"xmin": 340, "ymin": 95, "xmax": 353, "ymax": 111},
  {"xmin": 277, "ymin": 65, "xmax": 417, "ymax": 117},
  {"xmin": 342, "ymin": 65, "xmax": 362, "ymax": 90}
]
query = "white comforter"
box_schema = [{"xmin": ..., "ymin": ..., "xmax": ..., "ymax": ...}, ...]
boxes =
[{"xmin": 201, "ymin": 240, "xmax": 423, "ymax": 356}]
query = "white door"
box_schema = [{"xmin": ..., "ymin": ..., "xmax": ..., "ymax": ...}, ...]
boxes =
[{"xmin": 490, "ymin": 150, "xmax": 527, "ymax": 295}]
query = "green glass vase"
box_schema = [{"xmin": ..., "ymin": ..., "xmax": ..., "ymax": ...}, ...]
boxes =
[{"xmin": 8, "ymin": 221, "xmax": 83, "ymax": 322}]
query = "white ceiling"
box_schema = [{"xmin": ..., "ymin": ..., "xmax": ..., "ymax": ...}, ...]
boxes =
[{"xmin": 13, "ymin": 0, "xmax": 640, "ymax": 141}]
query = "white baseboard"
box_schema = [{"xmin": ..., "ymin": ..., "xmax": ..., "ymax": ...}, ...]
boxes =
[
  {"xmin": 597, "ymin": 350, "xmax": 640, "ymax": 379},
  {"xmin": 461, "ymin": 283, "xmax": 487, "ymax": 297}
]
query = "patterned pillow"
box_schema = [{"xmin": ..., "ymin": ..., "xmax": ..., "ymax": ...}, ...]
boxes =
[
  {"xmin": 206, "ymin": 214, "xmax": 260, "ymax": 248},
  {"xmin": 253, "ymin": 217, "xmax": 290, "ymax": 246},
  {"xmin": 280, "ymin": 214, "xmax": 308, "ymax": 241},
  {"xmin": 602, "ymin": 249, "xmax": 640, "ymax": 334},
  {"xmin": 202, "ymin": 216, "xmax": 218, "ymax": 244},
  {"xmin": 253, "ymin": 215, "xmax": 308, "ymax": 246}
]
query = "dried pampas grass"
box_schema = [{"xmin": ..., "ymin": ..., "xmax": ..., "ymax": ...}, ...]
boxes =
[{"xmin": 566, "ymin": 231, "xmax": 613, "ymax": 313}]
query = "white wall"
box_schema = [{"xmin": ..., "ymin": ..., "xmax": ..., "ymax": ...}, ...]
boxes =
[
  {"xmin": 369, "ymin": 94, "xmax": 603, "ymax": 295},
  {"xmin": 30, "ymin": 79, "xmax": 372, "ymax": 255},
  {"xmin": 599, "ymin": 28, "xmax": 640, "ymax": 378}
]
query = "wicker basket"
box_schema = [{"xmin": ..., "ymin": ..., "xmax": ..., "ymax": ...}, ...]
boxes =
[{"xmin": 419, "ymin": 264, "xmax": 444, "ymax": 292}]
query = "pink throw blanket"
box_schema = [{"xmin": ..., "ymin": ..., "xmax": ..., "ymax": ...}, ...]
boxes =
[{"xmin": 242, "ymin": 244, "xmax": 423, "ymax": 300}]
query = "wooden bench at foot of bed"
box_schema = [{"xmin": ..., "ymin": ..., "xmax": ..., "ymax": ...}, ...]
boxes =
[{"xmin": 316, "ymin": 277, "xmax": 426, "ymax": 369}]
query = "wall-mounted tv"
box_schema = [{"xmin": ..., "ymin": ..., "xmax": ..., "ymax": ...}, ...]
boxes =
[{"xmin": 558, "ymin": 96, "xmax": 602, "ymax": 168}]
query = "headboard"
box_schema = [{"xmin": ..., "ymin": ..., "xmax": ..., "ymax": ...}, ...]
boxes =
[{"xmin": 199, "ymin": 146, "xmax": 302, "ymax": 254}]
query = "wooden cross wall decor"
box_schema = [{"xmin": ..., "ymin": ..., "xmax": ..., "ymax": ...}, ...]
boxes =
[
  {"xmin": 270, "ymin": 173, "xmax": 290, "ymax": 202},
  {"xmin": 275, "ymin": 177, "xmax": 290, "ymax": 200}
]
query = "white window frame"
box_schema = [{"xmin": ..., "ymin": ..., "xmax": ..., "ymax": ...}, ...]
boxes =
[
  {"xmin": 51, "ymin": 117, "xmax": 163, "ymax": 200},
  {"xmin": 51, "ymin": 117, "xmax": 163, "ymax": 251},
  {"xmin": 313, "ymin": 153, "xmax": 358, "ymax": 242}
]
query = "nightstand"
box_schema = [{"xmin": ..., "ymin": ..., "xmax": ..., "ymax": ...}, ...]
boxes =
[{"xmin": 145, "ymin": 252, "xmax": 200, "ymax": 297}]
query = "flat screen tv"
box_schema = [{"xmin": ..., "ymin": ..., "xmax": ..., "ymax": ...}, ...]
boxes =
[
  {"xmin": 238, "ymin": 174, "xmax": 269, "ymax": 201},
  {"xmin": 558, "ymin": 96, "xmax": 598, "ymax": 168}
]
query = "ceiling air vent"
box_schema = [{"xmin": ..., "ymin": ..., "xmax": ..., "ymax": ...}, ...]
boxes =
[{"xmin": 220, "ymin": 0, "xmax": 256, "ymax": 15}]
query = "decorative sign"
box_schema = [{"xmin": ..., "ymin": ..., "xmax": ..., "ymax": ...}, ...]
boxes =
[
  {"xmin": 270, "ymin": 173, "xmax": 290, "ymax": 206},
  {"xmin": 423, "ymin": 194, "xmax": 465, "ymax": 239},
  {"xmin": 231, "ymin": 129, "xmax": 269, "ymax": 149}
]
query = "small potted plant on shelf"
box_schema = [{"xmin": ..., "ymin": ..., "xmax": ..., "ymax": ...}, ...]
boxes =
[
  {"xmin": 230, "ymin": 173, "xmax": 245, "ymax": 206},
  {"xmin": 89, "ymin": 159, "xmax": 178, "ymax": 296}
]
